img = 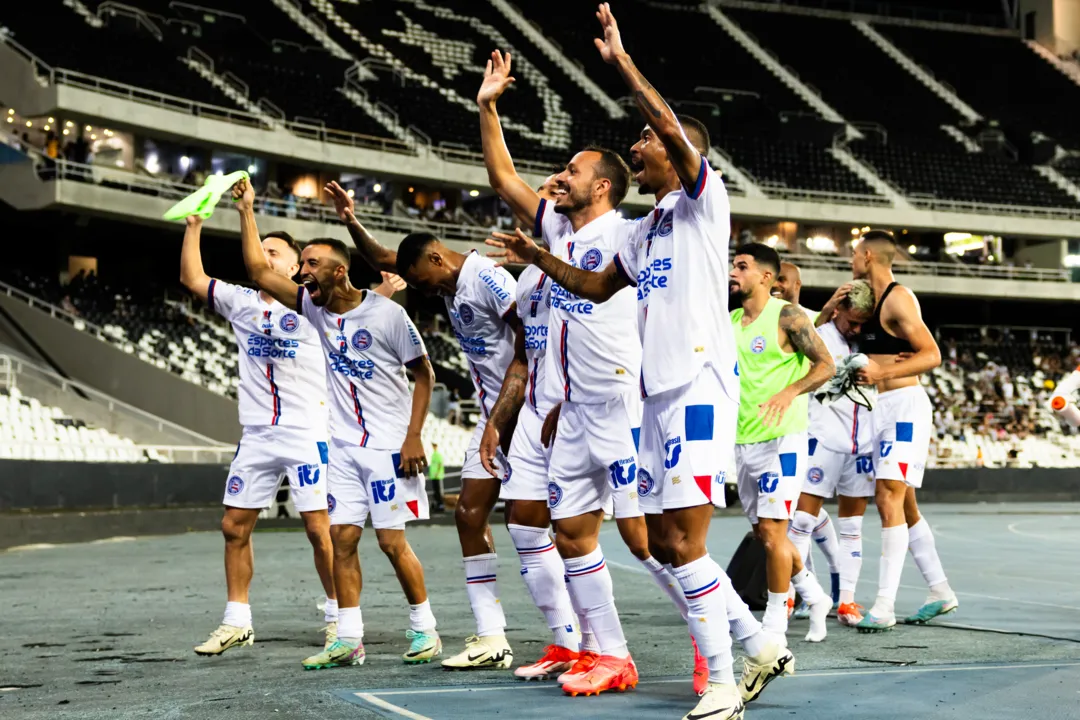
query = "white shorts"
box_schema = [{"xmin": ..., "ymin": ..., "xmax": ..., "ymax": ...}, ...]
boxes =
[
  {"xmin": 547, "ymin": 392, "xmax": 642, "ymax": 521},
  {"xmin": 736, "ymin": 431, "xmax": 806, "ymax": 525},
  {"xmin": 461, "ymin": 416, "xmax": 507, "ymax": 483},
  {"xmin": 326, "ymin": 439, "xmax": 429, "ymax": 530},
  {"xmin": 501, "ymin": 404, "xmax": 551, "ymax": 502},
  {"xmin": 224, "ymin": 425, "xmax": 328, "ymax": 512},
  {"xmin": 871, "ymin": 385, "xmax": 932, "ymax": 489},
  {"xmin": 803, "ymin": 437, "xmax": 875, "ymax": 499},
  {"xmin": 638, "ymin": 365, "xmax": 736, "ymax": 514}
]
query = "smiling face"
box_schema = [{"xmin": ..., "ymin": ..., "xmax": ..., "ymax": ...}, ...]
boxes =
[
  {"xmin": 552, "ymin": 151, "xmax": 605, "ymax": 216},
  {"xmin": 771, "ymin": 262, "xmax": 801, "ymax": 303},
  {"xmin": 263, "ymin": 237, "xmax": 300, "ymax": 279},
  {"xmin": 630, "ymin": 125, "xmax": 670, "ymax": 195},
  {"xmin": 298, "ymin": 244, "xmax": 347, "ymax": 307}
]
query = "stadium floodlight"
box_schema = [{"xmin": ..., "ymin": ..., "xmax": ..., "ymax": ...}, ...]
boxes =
[
  {"xmin": 373, "ymin": 183, "xmax": 382, "ymax": 193},
  {"xmin": 469, "ymin": 189, "xmax": 480, "ymax": 197},
  {"xmin": 908, "ymin": 245, "xmax": 917, "ymax": 254}
]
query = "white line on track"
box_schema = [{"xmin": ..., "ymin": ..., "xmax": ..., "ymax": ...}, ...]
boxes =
[
  {"xmin": 353, "ymin": 693, "xmax": 435, "ymax": 719},
  {"xmin": 1006, "ymin": 520, "xmax": 1079, "ymax": 542}
]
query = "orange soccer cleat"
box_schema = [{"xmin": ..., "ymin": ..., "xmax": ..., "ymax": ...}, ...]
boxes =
[
  {"xmin": 514, "ymin": 644, "xmax": 579, "ymax": 680},
  {"xmin": 557, "ymin": 650, "xmax": 599, "ymax": 684},
  {"xmin": 692, "ymin": 635, "xmax": 709, "ymax": 695},
  {"xmin": 561, "ymin": 654, "xmax": 639, "ymax": 697},
  {"xmin": 837, "ymin": 602, "xmax": 865, "ymax": 627}
]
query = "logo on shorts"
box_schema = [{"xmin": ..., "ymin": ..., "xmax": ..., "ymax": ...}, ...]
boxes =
[
  {"xmin": 226, "ymin": 476, "xmax": 244, "ymax": 496},
  {"xmin": 757, "ymin": 472, "xmax": 779, "ymax": 494},
  {"xmin": 637, "ymin": 468, "xmax": 654, "ymax": 497},
  {"xmin": 580, "ymin": 248, "xmax": 603, "ymax": 272},
  {"xmin": 664, "ymin": 437, "xmax": 682, "ymax": 470},
  {"xmin": 279, "ymin": 313, "xmax": 300, "ymax": 333},
  {"xmin": 750, "ymin": 336, "xmax": 767, "ymax": 354},
  {"xmin": 501, "ymin": 464, "xmax": 512, "ymax": 485},
  {"xmin": 856, "ymin": 456, "xmax": 873, "ymax": 475},
  {"xmin": 371, "ymin": 479, "xmax": 396, "ymax": 504},
  {"xmin": 547, "ymin": 481, "xmax": 563, "ymax": 508},
  {"xmin": 807, "ymin": 467, "xmax": 824, "ymax": 485},
  {"xmin": 715, "ymin": 470, "xmax": 727, "ymax": 486},
  {"xmin": 879, "ymin": 440, "xmax": 893, "ymax": 458},
  {"xmin": 351, "ymin": 329, "xmax": 373, "ymax": 352},
  {"xmin": 297, "ymin": 464, "xmax": 321, "ymax": 486},
  {"xmin": 327, "ymin": 493, "xmax": 336, "ymax": 514},
  {"xmin": 608, "ymin": 458, "xmax": 637, "ymax": 488},
  {"xmin": 458, "ymin": 303, "xmax": 475, "ymax": 326}
]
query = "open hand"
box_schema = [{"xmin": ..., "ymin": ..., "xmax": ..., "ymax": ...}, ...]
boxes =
[
  {"xmin": 485, "ymin": 228, "xmax": 540, "ymax": 266},
  {"xmin": 758, "ymin": 388, "xmax": 796, "ymax": 427},
  {"xmin": 855, "ymin": 358, "xmax": 885, "ymax": 385},
  {"xmin": 820, "ymin": 282, "xmax": 853, "ymax": 321},
  {"xmin": 594, "ymin": 3, "xmax": 627, "ymax": 64},
  {"xmin": 324, "ymin": 181, "xmax": 355, "ymax": 223},
  {"xmin": 477, "ymin": 50, "xmax": 515, "ymax": 106},
  {"xmin": 374, "ymin": 271, "xmax": 406, "ymax": 298},
  {"xmin": 479, "ymin": 422, "xmax": 502, "ymax": 479},
  {"xmin": 231, "ymin": 178, "xmax": 255, "ymax": 212}
]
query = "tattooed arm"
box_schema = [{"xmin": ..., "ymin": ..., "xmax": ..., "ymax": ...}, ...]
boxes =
[
  {"xmin": 479, "ymin": 320, "xmax": 528, "ymax": 477},
  {"xmin": 486, "ymin": 229, "xmax": 630, "ymax": 303},
  {"xmin": 595, "ymin": 3, "xmax": 702, "ymax": 191},
  {"xmin": 758, "ymin": 304, "xmax": 836, "ymax": 427},
  {"xmin": 324, "ymin": 181, "xmax": 397, "ymax": 273}
]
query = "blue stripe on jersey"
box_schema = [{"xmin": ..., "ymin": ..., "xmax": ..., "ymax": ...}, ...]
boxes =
[
  {"xmin": 533, "ymin": 198, "xmax": 547, "ymax": 239},
  {"xmin": 559, "ymin": 320, "xmax": 571, "ymax": 402},
  {"xmin": 266, "ymin": 364, "xmax": 281, "ymax": 425},
  {"xmin": 612, "ymin": 253, "xmax": 636, "ymax": 287},
  {"xmin": 687, "ymin": 155, "xmax": 708, "ymax": 199},
  {"xmin": 296, "ymin": 286, "xmax": 305, "ymax": 315},
  {"xmin": 529, "ymin": 357, "xmax": 538, "ymax": 411},
  {"xmin": 207, "ymin": 278, "xmax": 217, "ymax": 313}
]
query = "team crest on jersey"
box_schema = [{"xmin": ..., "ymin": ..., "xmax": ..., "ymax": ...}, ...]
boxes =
[
  {"xmin": 279, "ymin": 313, "xmax": 300, "ymax": 333},
  {"xmin": 458, "ymin": 303, "xmax": 475, "ymax": 326},
  {"xmin": 807, "ymin": 467, "xmax": 824, "ymax": 485},
  {"xmin": 750, "ymin": 335, "xmax": 767, "ymax": 354},
  {"xmin": 580, "ymin": 248, "xmax": 603, "ymax": 272},
  {"xmin": 327, "ymin": 493, "xmax": 336, "ymax": 514},
  {"xmin": 351, "ymin": 329, "xmax": 373, "ymax": 352},
  {"xmin": 547, "ymin": 481, "xmax": 564, "ymax": 508},
  {"xmin": 637, "ymin": 468, "xmax": 655, "ymax": 497},
  {"xmin": 657, "ymin": 210, "xmax": 674, "ymax": 237},
  {"xmin": 226, "ymin": 476, "xmax": 244, "ymax": 496}
]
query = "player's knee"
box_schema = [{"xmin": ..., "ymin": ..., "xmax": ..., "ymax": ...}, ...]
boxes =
[
  {"xmin": 647, "ymin": 536, "xmax": 670, "ymax": 565},
  {"xmin": 221, "ymin": 514, "xmax": 250, "ymax": 545},
  {"xmin": 756, "ymin": 519, "xmax": 786, "ymax": 553},
  {"xmin": 376, "ymin": 532, "xmax": 405, "ymax": 559},
  {"xmin": 554, "ymin": 531, "xmax": 592, "ymax": 559},
  {"xmin": 455, "ymin": 502, "xmax": 487, "ymax": 535},
  {"xmin": 791, "ymin": 509, "xmax": 816, "ymax": 535}
]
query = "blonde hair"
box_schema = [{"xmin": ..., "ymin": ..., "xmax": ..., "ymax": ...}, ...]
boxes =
[{"xmin": 844, "ymin": 279, "xmax": 875, "ymax": 315}]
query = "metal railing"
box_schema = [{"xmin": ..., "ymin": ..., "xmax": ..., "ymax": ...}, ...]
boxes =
[
  {"xmin": 0, "ymin": 441, "xmax": 234, "ymax": 464},
  {"xmin": 906, "ymin": 195, "xmax": 1080, "ymax": 221},
  {"xmin": 755, "ymin": 184, "xmax": 893, "ymax": 207},
  {"xmin": 783, "ymin": 252, "xmax": 1069, "ymax": 282}
]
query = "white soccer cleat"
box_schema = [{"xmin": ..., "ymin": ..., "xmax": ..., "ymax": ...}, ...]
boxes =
[
  {"xmin": 514, "ymin": 644, "xmax": 578, "ymax": 680},
  {"xmin": 323, "ymin": 622, "xmax": 338, "ymax": 649},
  {"xmin": 738, "ymin": 642, "xmax": 794, "ymax": 704},
  {"xmin": 684, "ymin": 683, "xmax": 744, "ymax": 720},
  {"xmin": 194, "ymin": 624, "xmax": 254, "ymax": 656},
  {"xmin": 440, "ymin": 634, "xmax": 513, "ymax": 670}
]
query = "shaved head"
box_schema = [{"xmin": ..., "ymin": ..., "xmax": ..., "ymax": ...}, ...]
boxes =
[{"xmin": 773, "ymin": 261, "xmax": 803, "ymax": 304}]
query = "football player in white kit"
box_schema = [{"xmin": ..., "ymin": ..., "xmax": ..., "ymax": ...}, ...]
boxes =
[
  {"xmin": 788, "ymin": 279, "xmax": 876, "ymax": 627},
  {"xmin": 321, "ymin": 182, "xmax": 521, "ymax": 670},
  {"xmin": 485, "ymin": 6, "xmax": 790, "ymax": 717},
  {"xmin": 182, "ymin": 215, "xmax": 337, "ymax": 657},
  {"xmin": 230, "ymin": 180, "xmax": 441, "ymax": 670}
]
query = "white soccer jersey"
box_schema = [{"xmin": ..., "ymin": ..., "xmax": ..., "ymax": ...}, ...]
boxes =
[
  {"xmin": 516, "ymin": 263, "xmax": 555, "ymax": 417},
  {"xmin": 534, "ymin": 201, "xmax": 640, "ymax": 404},
  {"xmin": 444, "ymin": 251, "xmax": 517, "ymax": 418},
  {"xmin": 299, "ymin": 289, "xmax": 427, "ymax": 450},
  {"xmin": 613, "ymin": 158, "xmax": 739, "ymax": 403},
  {"xmin": 809, "ymin": 321, "xmax": 871, "ymax": 455},
  {"xmin": 209, "ymin": 279, "xmax": 328, "ymax": 430}
]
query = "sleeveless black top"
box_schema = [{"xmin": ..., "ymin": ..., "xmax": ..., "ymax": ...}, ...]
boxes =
[{"xmin": 858, "ymin": 282, "xmax": 914, "ymax": 355}]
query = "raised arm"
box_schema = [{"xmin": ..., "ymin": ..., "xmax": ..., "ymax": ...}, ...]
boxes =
[
  {"xmin": 479, "ymin": 321, "xmax": 529, "ymax": 478},
  {"xmin": 860, "ymin": 288, "xmax": 941, "ymax": 383},
  {"xmin": 477, "ymin": 51, "xmax": 541, "ymax": 223},
  {"xmin": 760, "ymin": 304, "xmax": 836, "ymax": 427},
  {"xmin": 179, "ymin": 215, "xmax": 212, "ymax": 302},
  {"xmin": 324, "ymin": 181, "xmax": 397, "ymax": 273},
  {"xmin": 595, "ymin": 3, "xmax": 702, "ymax": 191},
  {"xmin": 400, "ymin": 355, "xmax": 435, "ymax": 477},
  {"xmin": 232, "ymin": 179, "xmax": 301, "ymax": 309},
  {"xmin": 486, "ymin": 229, "xmax": 629, "ymax": 303}
]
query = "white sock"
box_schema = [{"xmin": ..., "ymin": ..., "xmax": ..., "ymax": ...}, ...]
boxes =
[
  {"xmin": 872, "ymin": 525, "xmax": 909, "ymax": 618},
  {"xmin": 718, "ymin": 570, "xmax": 766, "ymax": 658},
  {"xmin": 323, "ymin": 597, "xmax": 338, "ymax": 624},
  {"xmin": 463, "ymin": 553, "xmax": 506, "ymax": 637},
  {"xmin": 564, "ymin": 548, "xmax": 628, "ymax": 658},
  {"xmin": 643, "ymin": 557, "xmax": 689, "ymax": 621},
  {"xmin": 338, "ymin": 606, "xmax": 363, "ymax": 643},
  {"xmin": 408, "ymin": 600, "xmax": 437, "ymax": 632},
  {"xmin": 672, "ymin": 555, "xmax": 735, "ymax": 686},
  {"xmin": 837, "ymin": 515, "xmax": 864, "ymax": 605},
  {"xmin": 566, "ymin": 572, "xmax": 598, "ymax": 652},
  {"xmin": 813, "ymin": 509, "xmax": 841, "ymax": 602},
  {"xmin": 907, "ymin": 518, "xmax": 952, "ymax": 600},
  {"xmin": 762, "ymin": 591, "xmax": 790, "ymax": 643},
  {"xmin": 788, "ymin": 510, "xmax": 815, "ymax": 566},
  {"xmin": 792, "ymin": 568, "xmax": 829, "ymax": 642},
  {"xmin": 223, "ymin": 601, "xmax": 251, "ymax": 628},
  {"xmin": 509, "ymin": 524, "xmax": 579, "ymax": 651}
]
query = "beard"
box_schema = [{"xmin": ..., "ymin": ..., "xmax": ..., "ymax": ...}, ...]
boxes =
[{"xmin": 553, "ymin": 186, "xmax": 590, "ymax": 216}]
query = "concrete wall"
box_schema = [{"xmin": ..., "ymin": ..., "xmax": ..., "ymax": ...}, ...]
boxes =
[{"xmin": 0, "ymin": 293, "xmax": 241, "ymax": 443}]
